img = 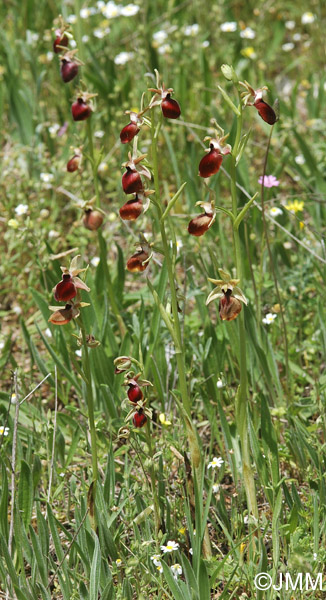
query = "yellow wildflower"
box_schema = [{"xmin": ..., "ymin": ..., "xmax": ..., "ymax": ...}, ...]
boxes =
[
  {"xmin": 159, "ymin": 413, "xmax": 172, "ymax": 426},
  {"xmin": 240, "ymin": 47, "xmax": 256, "ymax": 59},
  {"xmin": 285, "ymin": 200, "xmax": 304, "ymax": 213}
]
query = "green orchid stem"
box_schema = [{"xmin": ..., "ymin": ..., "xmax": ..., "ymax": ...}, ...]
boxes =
[
  {"xmin": 85, "ymin": 117, "xmax": 126, "ymax": 337},
  {"xmin": 79, "ymin": 314, "xmax": 98, "ymax": 524},
  {"xmin": 150, "ymin": 110, "xmax": 212, "ymax": 558},
  {"xmin": 231, "ymin": 92, "xmax": 259, "ymax": 527},
  {"xmin": 145, "ymin": 420, "xmax": 161, "ymax": 536},
  {"xmin": 86, "ymin": 118, "xmax": 100, "ymax": 207},
  {"xmin": 260, "ymin": 128, "xmax": 291, "ymax": 398}
]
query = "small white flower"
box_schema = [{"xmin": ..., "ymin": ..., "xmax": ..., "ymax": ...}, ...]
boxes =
[
  {"xmin": 269, "ymin": 207, "xmax": 283, "ymax": 217},
  {"xmin": 216, "ymin": 378, "xmax": 224, "ymax": 389},
  {"xmin": 243, "ymin": 515, "xmax": 249, "ymax": 524},
  {"xmin": 262, "ymin": 313, "xmax": 277, "ymax": 325},
  {"xmin": 189, "ymin": 547, "xmax": 193, "ymax": 555},
  {"xmin": 70, "ymin": 39, "xmax": 77, "ymax": 48},
  {"xmin": 91, "ymin": 256, "xmax": 101, "ymax": 267},
  {"xmin": 48, "ymin": 123, "xmax": 60, "ymax": 137},
  {"xmin": 116, "ymin": 558, "xmax": 122, "ymax": 566},
  {"xmin": 94, "ymin": 29, "xmax": 105, "ymax": 38},
  {"xmin": 208, "ymin": 456, "xmax": 224, "ymax": 469},
  {"xmin": 67, "ymin": 14, "xmax": 77, "ymax": 24},
  {"xmin": 82, "ymin": 35, "xmax": 90, "ymax": 43},
  {"xmin": 114, "ymin": 51, "xmax": 134, "ymax": 65},
  {"xmin": 40, "ymin": 172, "xmax": 54, "ymax": 183},
  {"xmin": 301, "ymin": 12, "xmax": 315, "ymax": 25},
  {"xmin": 151, "ymin": 554, "xmax": 162, "ymax": 566},
  {"xmin": 293, "ymin": 33, "xmax": 301, "ymax": 41},
  {"xmin": 101, "ymin": 1, "xmax": 121, "ymax": 18},
  {"xmin": 220, "ymin": 21, "xmax": 237, "ymax": 32},
  {"xmin": 46, "ymin": 51, "xmax": 54, "ymax": 61},
  {"xmin": 0, "ymin": 426, "xmax": 9, "ymax": 437},
  {"xmin": 202, "ymin": 40, "xmax": 210, "ymax": 48},
  {"xmin": 75, "ymin": 349, "xmax": 82, "ymax": 357},
  {"xmin": 295, "ymin": 154, "xmax": 305, "ymax": 165},
  {"xmin": 80, "ymin": 8, "xmax": 92, "ymax": 18},
  {"xmin": 156, "ymin": 564, "xmax": 163, "ymax": 573},
  {"xmin": 160, "ymin": 540, "xmax": 179, "ymax": 553},
  {"xmin": 44, "ymin": 328, "xmax": 52, "ymax": 338},
  {"xmin": 12, "ymin": 306, "xmax": 22, "ymax": 315},
  {"xmin": 11, "ymin": 393, "xmax": 18, "ymax": 404},
  {"xmin": 184, "ymin": 24, "xmax": 199, "ymax": 36},
  {"xmin": 313, "ymin": 552, "xmax": 317, "ymax": 560},
  {"xmin": 0, "ymin": 340, "xmax": 5, "ymax": 350},
  {"xmin": 240, "ymin": 27, "xmax": 255, "ymax": 39},
  {"xmin": 48, "ymin": 230, "xmax": 59, "ymax": 239},
  {"xmin": 15, "ymin": 204, "xmax": 28, "ymax": 216},
  {"xmin": 285, "ymin": 20, "xmax": 295, "ymax": 30},
  {"xmin": 171, "ymin": 563, "xmax": 182, "ymax": 580},
  {"xmin": 212, "ymin": 484, "xmax": 220, "ymax": 493},
  {"xmin": 94, "ymin": 130, "xmax": 105, "ymax": 138},
  {"xmin": 97, "ymin": 0, "xmax": 105, "ymax": 8},
  {"xmin": 98, "ymin": 161, "xmax": 108, "ymax": 175},
  {"xmin": 153, "ymin": 30, "xmax": 168, "ymax": 45},
  {"xmin": 158, "ymin": 44, "xmax": 172, "ymax": 55},
  {"xmin": 120, "ymin": 4, "xmax": 140, "ymax": 17},
  {"xmin": 282, "ymin": 42, "xmax": 294, "ymax": 52}
]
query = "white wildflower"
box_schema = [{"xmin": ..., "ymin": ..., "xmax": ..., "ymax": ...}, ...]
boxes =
[
  {"xmin": 262, "ymin": 313, "xmax": 277, "ymax": 325},
  {"xmin": 184, "ymin": 24, "xmax": 199, "ymax": 36},
  {"xmin": 114, "ymin": 51, "xmax": 134, "ymax": 65},
  {"xmin": 120, "ymin": 4, "xmax": 140, "ymax": 16},
  {"xmin": 220, "ymin": 21, "xmax": 237, "ymax": 32},
  {"xmin": 15, "ymin": 204, "xmax": 28, "ymax": 216},
  {"xmin": 160, "ymin": 540, "xmax": 179, "ymax": 553},
  {"xmin": 240, "ymin": 27, "xmax": 255, "ymax": 39},
  {"xmin": 208, "ymin": 456, "xmax": 224, "ymax": 469},
  {"xmin": 301, "ymin": 12, "xmax": 315, "ymax": 25},
  {"xmin": 269, "ymin": 207, "xmax": 283, "ymax": 217},
  {"xmin": 171, "ymin": 563, "xmax": 182, "ymax": 580}
]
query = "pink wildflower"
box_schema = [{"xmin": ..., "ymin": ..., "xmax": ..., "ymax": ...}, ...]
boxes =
[{"xmin": 258, "ymin": 175, "xmax": 280, "ymax": 188}]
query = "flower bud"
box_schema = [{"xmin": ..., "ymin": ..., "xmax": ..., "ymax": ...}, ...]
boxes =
[
  {"xmin": 254, "ymin": 99, "xmax": 277, "ymax": 125},
  {"xmin": 83, "ymin": 209, "xmax": 104, "ymax": 231},
  {"xmin": 48, "ymin": 304, "xmax": 74, "ymax": 325},
  {"xmin": 161, "ymin": 94, "xmax": 181, "ymax": 119},
  {"xmin": 119, "ymin": 195, "xmax": 142, "ymax": 220},
  {"xmin": 132, "ymin": 410, "xmax": 147, "ymax": 428},
  {"xmin": 188, "ymin": 213, "xmax": 214, "ymax": 236},
  {"xmin": 53, "ymin": 29, "xmax": 69, "ymax": 53},
  {"xmin": 126, "ymin": 250, "xmax": 149, "ymax": 272},
  {"xmin": 120, "ymin": 122, "xmax": 140, "ymax": 144},
  {"xmin": 221, "ymin": 64, "xmax": 238, "ymax": 83},
  {"xmin": 67, "ymin": 154, "xmax": 81, "ymax": 172},
  {"xmin": 54, "ymin": 274, "xmax": 77, "ymax": 302},
  {"xmin": 199, "ymin": 148, "xmax": 223, "ymax": 178},
  {"xmin": 61, "ymin": 58, "xmax": 79, "ymax": 83},
  {"xmin": 219, "ymin": 290, "xmax": 242, "ymax": 321},
  {"xmin": 114, "ymin": 356, "xmax": 132, "ymax": 374},
  {"xmin": 127, "ymin": 382, "xmax": 143, "ymax": 404},
  {"xmin": 122, "ymin": 167, "xmax": 143, "ymax": 194},
  {"xmin": 71, "ymin": 98, "xmax": 92, "ymax": 121}
]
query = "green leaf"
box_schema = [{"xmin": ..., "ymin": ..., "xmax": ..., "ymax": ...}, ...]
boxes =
[
  {"xmin": 18, "ymin": 460, "xmax": 34, "ymax": 529},
  {"xmin": 89, "ymin": 531, "xmax": 101, "ymax": 600}
]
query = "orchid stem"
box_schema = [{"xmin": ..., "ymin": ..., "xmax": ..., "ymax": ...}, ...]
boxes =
[{"xmin": 231, "ymin": 90, "xmax": 259, "ymax": 530}]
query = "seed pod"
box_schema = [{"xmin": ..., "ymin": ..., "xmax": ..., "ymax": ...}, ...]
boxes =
[
  {"xmin": 126, "ymin": 250, "xmax": 149, "ymax": 273},
  {"xmin": 83, "ymin": 209, "xmax": 103, "ymax": 231},
  {"xmin": 219, "ymin": 290, "xmax": 242, "ymax": 321},
  {"xmin": 161, "ymin": 94, "xmax": 181, "ymax": 119},
  {"xmin": 54, "ymin": 274, "xmax": 77, "ymax": 302},
  {"xmin": 122, "ymin": 167, "xmax": 143, "ymax": 194},
  {"xmin": 254, "ymin": 99, "xmax": 277, "ymax": 125},
  {"xmin": 199, "ymin": 148, "xmax": 223, "ymax": 178},
  {"xmin": 132, "ymin": 410, "xmax": 147, "ymax": 428},
  {"xmin": 61, "ymin": 59, "xmax": 79, "ymax": 83},
  {"xmin": 188, "ymin": 213, "xmax": 214, "ymax": 236},
  {"xmin": 53, "ymin": 30, "xmax": 69, "ymax": 53},
  {"xmin": 120, "ymin": 122, "xmax": 140, "ymax": 144},
  {"xmin": 119, "ymin": 195, "xmax": 142, "ymax": 220},
  {"xmin": 71, "ymin": 98, "xmax": 92, "ymax": 121},
  {"xmin": 127, "ymin": 383, "xmax": 143, "ymax": 403}
]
